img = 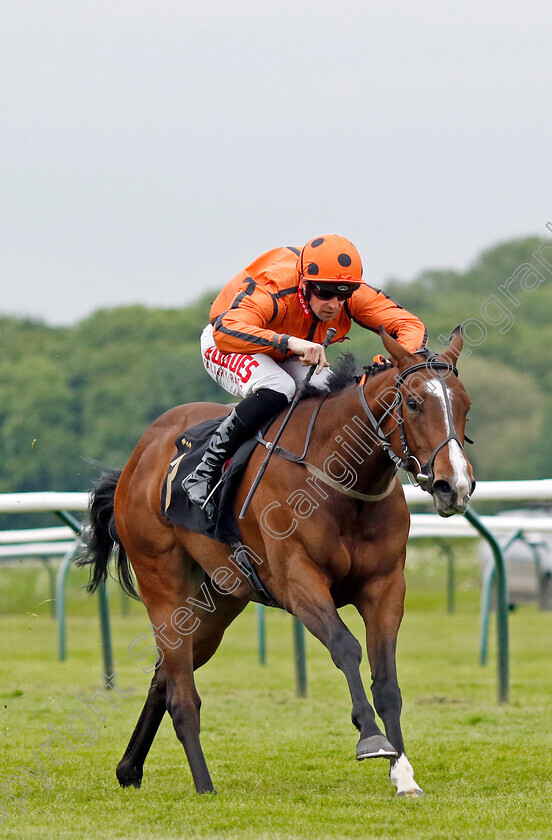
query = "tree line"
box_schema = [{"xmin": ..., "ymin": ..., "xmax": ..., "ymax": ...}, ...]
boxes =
[{"xmin": 0, "ymin": 236, "xmax": 550, "ymax": 524}]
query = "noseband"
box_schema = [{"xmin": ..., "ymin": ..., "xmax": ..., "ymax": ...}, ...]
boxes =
[{"xmin": 358, "ymin": 360, "xmax": 464, "ymax": 490}]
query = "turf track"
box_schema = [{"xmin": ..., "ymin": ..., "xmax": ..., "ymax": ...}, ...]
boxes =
[{"xmin": 0, "ymin": 544, "xmax": 551, "ymax": 839}]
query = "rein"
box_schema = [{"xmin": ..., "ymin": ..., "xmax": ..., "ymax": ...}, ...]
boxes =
[
  {"xmin": 255, "ymin": 357, "xmax": 465, "ymax": 502},
  {"xmin": 255, "ymin": 392, "xmax": 398, "ymax": 503}
]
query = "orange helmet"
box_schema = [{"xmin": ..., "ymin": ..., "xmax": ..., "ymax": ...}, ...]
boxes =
[{"xmin": 298, "ymin": 235, "xmax": 363, "ymax": 284}]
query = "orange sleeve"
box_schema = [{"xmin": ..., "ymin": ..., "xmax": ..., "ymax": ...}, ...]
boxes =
[
  {"xmin": 347, "ymin": 285, "xmax": 428, "ymax": 353},
  {"xmin": 212, "ymin": 281, "xmax": 290, "ymax": 356}
]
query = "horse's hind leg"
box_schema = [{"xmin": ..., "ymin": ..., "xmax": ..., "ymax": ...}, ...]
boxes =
[
  {"xmin": 117, "ymin": 672, "xmax": 167, "ymax": 788},
  {"xmin": 118, "ymin": 627, "xmax": 213, "ymax": 793},
  {"xmin": 355, "ymin": 568, "xmax": 423, "ymax": 797},
  {"xmin": 163, "ymin": 638, "xmax": 214, "ymax": 794},
  {"xmin": 115, "ymin": 548, "xmax": 214, "ymax": 794},
  {"xmin": 164, "ymin": 588, "xmax": 250, "ymax": 792},
  {"xmin": 192, "ymin": 589, "xmax": 250, "ymax": 671},
  {"xmin": 117, "ymin": 557, "xmax": 249, "ymax": 793}
]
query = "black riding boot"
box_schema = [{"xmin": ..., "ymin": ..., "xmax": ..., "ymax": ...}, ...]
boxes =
[
  {"xmin": 182, "ymin": 388, "xmax": 288, "ymax": 518},
  {"xmin": 182, "ymin": 409, "xmax": 249, "ymax": 518}
]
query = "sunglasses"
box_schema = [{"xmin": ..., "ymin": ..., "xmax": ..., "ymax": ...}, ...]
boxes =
[{"xmin": 308, "ymin": 282, "xmax": 359, "ymax": 302}]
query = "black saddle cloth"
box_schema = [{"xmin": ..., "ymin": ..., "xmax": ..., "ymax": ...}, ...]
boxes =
[{"xmin": 160, "ymin": 415, "xmax": 262, "ymax": 545}]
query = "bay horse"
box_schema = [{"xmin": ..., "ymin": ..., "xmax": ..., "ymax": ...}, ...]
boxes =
[{"xmin": 82, "ymin": 328, "xmax": 474, "ymax": 797}]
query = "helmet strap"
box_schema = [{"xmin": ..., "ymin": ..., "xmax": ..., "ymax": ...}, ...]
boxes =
[{"xmin": 297, "ymin": 281, "xmax": 315, "ymax": 318}]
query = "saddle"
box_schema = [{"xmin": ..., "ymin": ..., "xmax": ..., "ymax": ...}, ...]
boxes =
[
  {"xmin": 161, "ymin": 416, "xmax": 282, "ymax": 608},
  {"xmin": 161, "ymin": 416, "xmax": 259, "ymax": 545}
]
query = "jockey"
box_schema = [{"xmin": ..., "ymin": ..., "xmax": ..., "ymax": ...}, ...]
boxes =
[{"xmin": 183, "ymin": 234, "xmax": 428, "ymax": 516}]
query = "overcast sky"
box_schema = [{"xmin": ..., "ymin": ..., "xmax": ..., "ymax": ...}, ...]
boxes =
[{"xmin": 1, "ymin": 0, "xmax": 551, "ymax": 326}]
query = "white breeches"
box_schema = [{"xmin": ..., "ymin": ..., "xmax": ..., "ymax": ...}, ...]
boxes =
[{"xmin": 200, "ymin": 324, "xmax": 332, "ymax": 401}]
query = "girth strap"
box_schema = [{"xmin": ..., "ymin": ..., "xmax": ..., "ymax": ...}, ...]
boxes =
[{"xmin": 229, "ymin": 540, "xmax": 282, "ymax": 609}]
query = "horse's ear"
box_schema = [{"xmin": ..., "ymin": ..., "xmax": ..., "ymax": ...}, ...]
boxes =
[
  {"xmin": 439, "ymin": 326, "xmax": 464, "ymax": 366},
  {"xmin": 379, "ymin": 325, "xmax": 412, "ymax": 367}
]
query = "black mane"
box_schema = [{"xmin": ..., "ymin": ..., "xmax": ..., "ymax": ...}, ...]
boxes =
[
  {"xmin": 325, "ymin": 352, "xmax": 360, "ymax": 392},
  {"xmin": 301, "ymin": 352, "xmax": 394, "ymax": 399}
]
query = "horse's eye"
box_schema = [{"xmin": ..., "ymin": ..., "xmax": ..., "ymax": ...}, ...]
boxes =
[{"xmin": 406, "ymin": 398, "xmax": 419, "ymax": 411}]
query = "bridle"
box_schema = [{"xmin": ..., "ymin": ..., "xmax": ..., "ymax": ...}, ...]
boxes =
[
  {"xmin": 358, "ymin": 360, "xmax": 465, "ymax": 491},
  {"xmin": 253, "ymin": 356, "xmax": 469, "ymax": 504}
]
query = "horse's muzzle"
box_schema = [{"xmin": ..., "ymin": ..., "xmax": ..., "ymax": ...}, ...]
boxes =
[{"xmin": 431, "ymin": 478, "xmax": 474, "ymax": 517}]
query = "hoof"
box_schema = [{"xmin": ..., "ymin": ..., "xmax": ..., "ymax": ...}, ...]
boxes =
[
  {"xmin": 116, "ymin": 763, "xmax": 143, "ymax": 789},
  {"xmin": 356, "ymin": 735, "xmax": 398, "ymax": 761},
  {"xmin": 396, "ymin": 787, "xmax": 424, "ymax": 798}
]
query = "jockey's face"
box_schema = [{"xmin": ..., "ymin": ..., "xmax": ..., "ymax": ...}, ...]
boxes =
[{"xmin": 301, "ymin": 280, "xmax": 346, "ymax": 322}]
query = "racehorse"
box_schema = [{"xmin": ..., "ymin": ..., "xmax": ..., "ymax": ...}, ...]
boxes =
[{"xmin": 82, "ymin": 327, "xmax": 474, "ymax": 797}]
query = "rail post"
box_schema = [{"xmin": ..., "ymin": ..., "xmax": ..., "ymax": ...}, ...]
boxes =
[
  {"xmin": 292, "ymin": 616, "xmax": 307, "ymax": 697},
  {"xmin": 465, "ymin": 507, "xmax": 509, "ymax": 704},
  {"xmin": 256, "ymin": 604, "xmax": 266, "ymax": 665},
  {"xmin": 54, "ymin": 509, "xmax": 115, "ymax": 689},
  {"xmin": 433, "ymin": 538, "xmax": 455, "ymax": 613},
  {"xmin": 97, "ymin": 580, "xmax": 114, "ymax": 686},
  {"xmin": 56, "ymin": 543, "xmax": 80, "ymax": 661}
]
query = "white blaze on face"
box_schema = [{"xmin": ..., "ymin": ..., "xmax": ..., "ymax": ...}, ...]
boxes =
[{"xmin": 426, "ymin": 379, "xmax": 471, "ymax": 504}]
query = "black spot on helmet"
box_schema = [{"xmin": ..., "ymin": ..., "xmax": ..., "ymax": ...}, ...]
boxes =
[{"xmin": 298, "ymin": 235, "xmax": 362, "ymax": 284}]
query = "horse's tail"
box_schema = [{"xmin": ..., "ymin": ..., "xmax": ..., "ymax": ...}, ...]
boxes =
[{"xmin": 78, "ymin": 469, "xmax": 140, "ymax": 600}]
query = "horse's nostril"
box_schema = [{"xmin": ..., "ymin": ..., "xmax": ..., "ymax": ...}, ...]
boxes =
[{"xmin": 432, "ymin": 479, "xmax": 452, "ymax": 498}]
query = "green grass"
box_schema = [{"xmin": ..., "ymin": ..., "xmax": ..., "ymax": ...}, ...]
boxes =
[{"xmin": 1, "ymin": 545, "xmax": 551, "ymax": 839}]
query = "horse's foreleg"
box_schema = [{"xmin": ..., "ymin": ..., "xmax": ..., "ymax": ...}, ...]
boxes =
[
  {"xmin": 287, "ymin": 564, "xmax": 396, "ymax": 760},
  {"xmin": 355, "ymin": 570, "xmax": 423, "ymax": 797},
  {"xmin": 117, "ymin": 672, "xmax": 167, "ymax": 788}
]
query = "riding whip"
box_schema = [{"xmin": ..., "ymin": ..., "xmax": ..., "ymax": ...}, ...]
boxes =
[{"xmin": 239, "ymin": 328, "xmax": 336, "ymax": 519}]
